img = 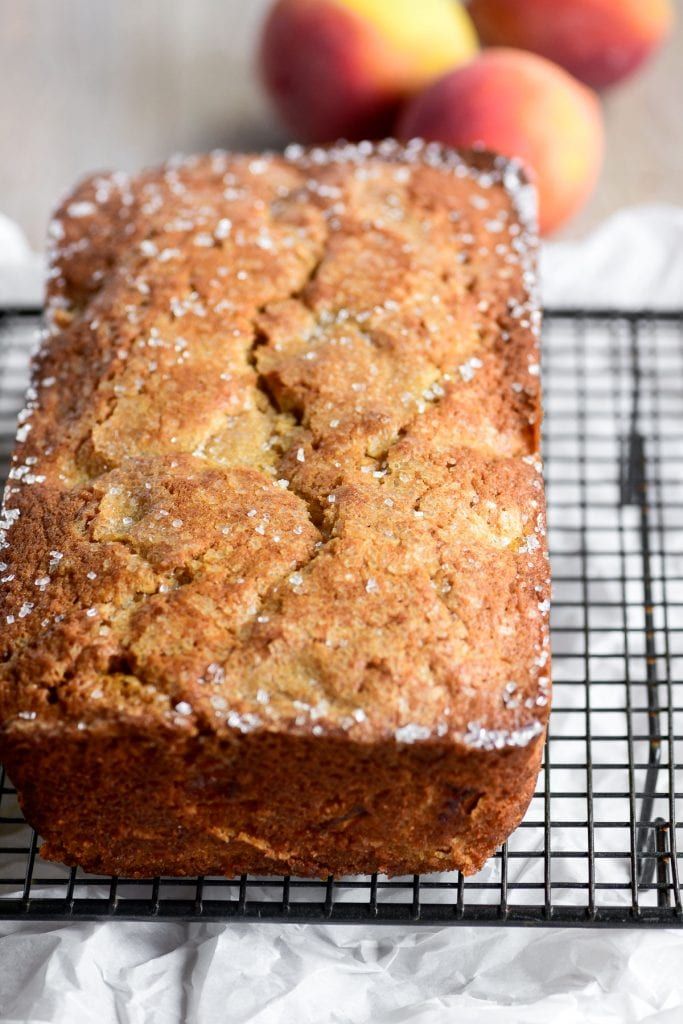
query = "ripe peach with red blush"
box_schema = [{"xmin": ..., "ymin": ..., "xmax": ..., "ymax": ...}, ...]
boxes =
[
  {"xmin": 468, "ymin": 0, "xmax": 674, "ymax": 90},
  {"xmin": 398, "ymin": 49, "xmax": 604, "ymax": 235},
  {"xmin": 259, "ymin": 0, "xmax": 478, "ymax": 142}
]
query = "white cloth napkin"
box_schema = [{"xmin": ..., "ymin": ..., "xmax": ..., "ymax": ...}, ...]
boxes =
[
  {"xmin": 541, "ymin": 204, "xmax": 683, "ymax": 311},
  {"xmin": 0, "ymin": 214, "xmax": 43, "ymax": 309},
  {"xmin": 0, "ymin": 206, "xmax": 682, "ymax": 1024}
]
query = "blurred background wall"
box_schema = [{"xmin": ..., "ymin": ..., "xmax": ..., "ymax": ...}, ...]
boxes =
[{"xmin": 1, "ymin": 0, "xmax": 681, "ymax": 247}]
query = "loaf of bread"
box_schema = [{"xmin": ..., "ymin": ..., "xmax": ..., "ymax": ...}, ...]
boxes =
[{"xmin": 0, "ymin": 141, "xmax": 550, "ymax": 878}]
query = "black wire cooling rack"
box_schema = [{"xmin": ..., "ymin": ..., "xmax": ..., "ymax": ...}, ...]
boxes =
[{"xmin": 0, "ymin": 307, "xmax": 681, "ymax": 927}]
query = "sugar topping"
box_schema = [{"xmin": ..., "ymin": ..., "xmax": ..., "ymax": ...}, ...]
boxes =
[{"xmin": 0, "ymin": 141, "xmax": 547, "ymax": 751}]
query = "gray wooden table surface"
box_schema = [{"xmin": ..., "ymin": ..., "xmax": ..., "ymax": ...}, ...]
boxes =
[{"xmin": 1, "ymin": 0, "xmax": 681, "ymax": 248}]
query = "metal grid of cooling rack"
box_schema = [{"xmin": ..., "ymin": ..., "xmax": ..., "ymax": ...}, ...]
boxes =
[{"xmin": 0, "ymin": 307, "xmax": 682, "ymax": 926}]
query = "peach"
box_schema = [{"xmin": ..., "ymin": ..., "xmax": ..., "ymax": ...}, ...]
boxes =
[
  {"xmin": 259, "ymin": 0, "xmax": 478, "ymax": 142},
  {"xmin": 468, "ymin": 0, "xmax": 674, "ymax": 90},
  {"xmin": 397, "ymin": 48, "xmax": 604, "ymax": 235}
]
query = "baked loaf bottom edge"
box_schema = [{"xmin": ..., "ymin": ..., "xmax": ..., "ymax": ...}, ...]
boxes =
[{"xmin": 4, "ymin": 720, "xmax": 542, "ymax": 878}]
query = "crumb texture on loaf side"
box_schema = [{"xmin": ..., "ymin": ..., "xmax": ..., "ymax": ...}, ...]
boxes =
[{"xmin": 0, "ymin": 142, "xmax": 550, "ymax": 876}]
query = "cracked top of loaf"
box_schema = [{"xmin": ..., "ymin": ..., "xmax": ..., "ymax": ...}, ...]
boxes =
[{"xmin": 0, "ymin": 140, "xmax": 550, "ymax": 750}]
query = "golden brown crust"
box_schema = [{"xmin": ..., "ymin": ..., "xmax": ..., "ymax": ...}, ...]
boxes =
[{"xmin": 0, "ymin": 141, "xmax": 550, "ymax": 877}]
